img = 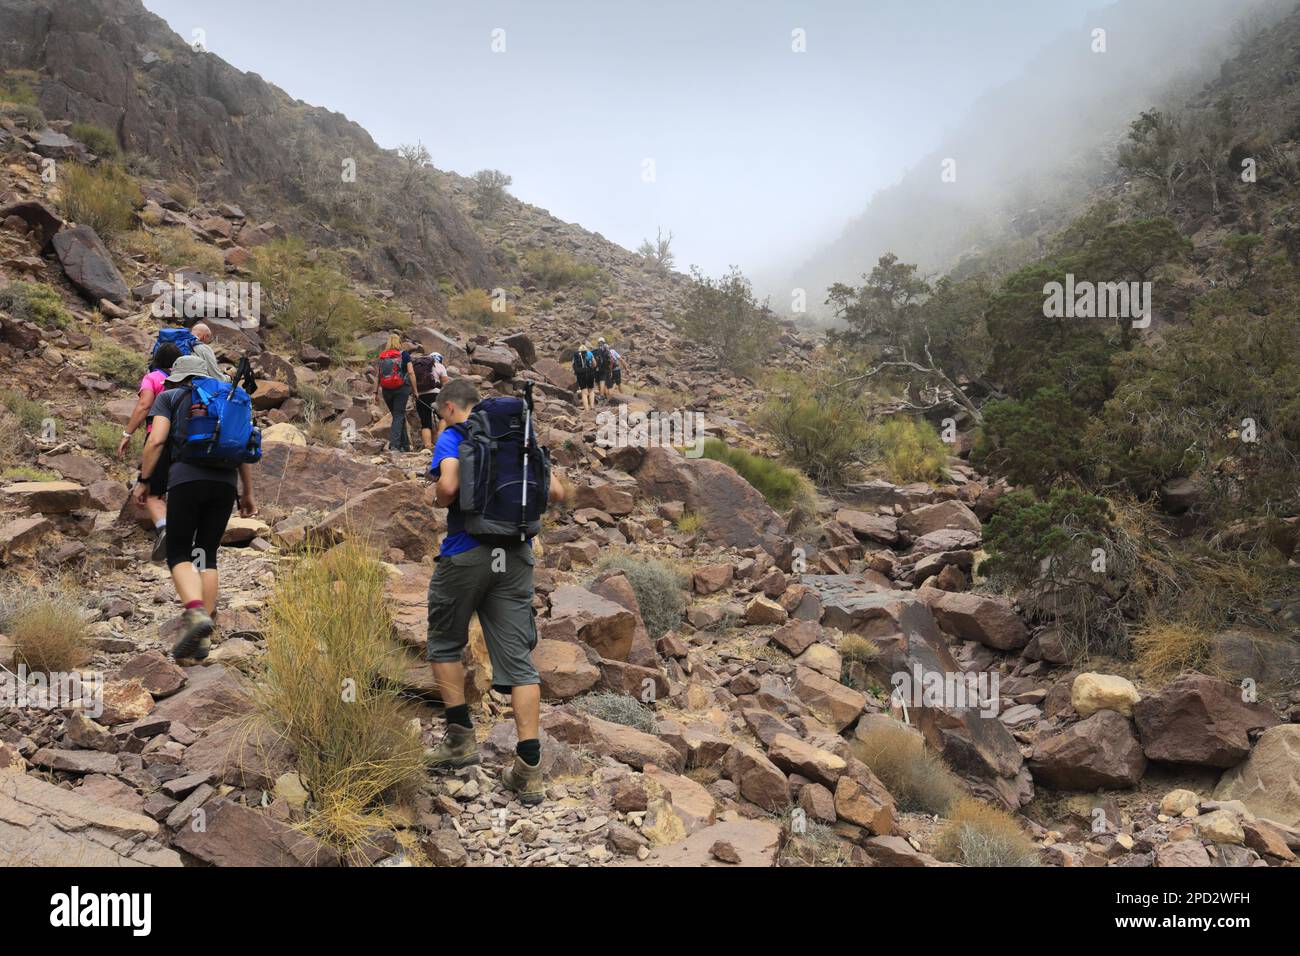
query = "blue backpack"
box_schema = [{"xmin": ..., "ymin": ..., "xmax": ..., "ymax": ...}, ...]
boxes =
[
  {"xmin": 154, "ymin": 327, "xmax": 198, "ymax": 358},
  {"xmin": 455, "ymin": 396, "xmax": 550, "ymax": 544},
  {"xmin": 174, "ymin": 377, "xmax": 262, "ymax": 469}
]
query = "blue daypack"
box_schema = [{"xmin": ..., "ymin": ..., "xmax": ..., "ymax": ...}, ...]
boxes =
[
  {"xmin": 455, "ymin": 396, "xmax": 550, "ymax": 544},
  {"xmin": 174, "ymin": 377, "xmax": 262, "ymax": 469},
  {"xmin": 154, "ymin": 327, "xmax": 198, "ymax": 358}
]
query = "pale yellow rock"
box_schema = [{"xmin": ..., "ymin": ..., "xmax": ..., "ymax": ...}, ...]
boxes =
[
  {"xmin": 1160, "ymin": 787, "xmax": 1200, "ymax": 816},
  {"xmin": 273, "ymin": 772, "xmax": 309, "ymax": 810},
  {"xmin": 262, "ymin": 422, "xmax": 307, "ymax": 446},
  {"xmin": 1071, "ymin": 672, "xmax": 1141, "ymax": 717},
  {"xmin": 1116, "ymin": 833, "xmax": 1135, "ymax": 850},
  {"xmin": 1195, "ymin": 810, "xmax": 1244, "ymax": 845}
]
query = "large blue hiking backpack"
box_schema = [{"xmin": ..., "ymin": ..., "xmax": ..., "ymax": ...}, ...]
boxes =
[
  {"xmin": 456, "ymin": 394, "xmax": 550, "ymax": 544},
  {"xmin": 174, "ymin": 377, "xmax": 262, "ymax": 469},
  {"xmin": 153, "ymin": 327, "xmax": 198, "ymax": 358}
]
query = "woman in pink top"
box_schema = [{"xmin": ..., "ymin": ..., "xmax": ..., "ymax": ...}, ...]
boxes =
[{"xmin": 118, "ymin": 343, "xmax": 182, "ymax": 560}]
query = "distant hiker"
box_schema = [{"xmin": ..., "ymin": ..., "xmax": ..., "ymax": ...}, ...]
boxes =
[
  {"xmin": 190, "ymin": 323, "xmax": 228, "ymax": 382},
  {"xmin": 412, "ymin": 349, "xmax": 450, "ymax": 451},
  {"xmin": 134, "ymin": 354, "xmax": 260, "ymax": 660},
  {"xmin": 593, "ymin": 337, "xmax": 612, "ymax": 403},
  {"xmin": 572, "ymin": 342, "xmax": 596, "ymax": 410},
  {"xmin": 608, "ymin": 345, "xmax": 624, "ymax": 394},
  {"xmin": 118, "ymin": 342, "xmax": 182, "ymax": 560},
  {"xmin": 424, "ymin": 378, "xmax": 564, "ymax": 805},
  {"xmin": 375, "ymin": 333, "xmax": 415, "ymax": 453}
]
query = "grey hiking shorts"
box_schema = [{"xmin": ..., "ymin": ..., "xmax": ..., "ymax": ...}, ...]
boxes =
[{"xmin": 426, "ymin": 542, "xmax": 540, "ymax": 690}]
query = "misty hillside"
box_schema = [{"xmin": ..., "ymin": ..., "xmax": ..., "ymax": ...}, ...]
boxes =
[{"xmin": 785, "ymin": 0, "xmax": 1295, "ymax": 316}]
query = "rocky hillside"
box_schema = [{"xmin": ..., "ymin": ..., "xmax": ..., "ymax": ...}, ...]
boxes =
[{"xmin": 0, "ymin": 2, "xmax": 1297, "ymax": 870}]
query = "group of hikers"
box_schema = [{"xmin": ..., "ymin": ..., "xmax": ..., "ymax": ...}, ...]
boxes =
[
  {"xmin": 115, "ymin": 322, "xmax": 639, "ymax": 805},
  {"xmin": 570, "ymin": 336, "xmax": 624, "ymax": 411}
]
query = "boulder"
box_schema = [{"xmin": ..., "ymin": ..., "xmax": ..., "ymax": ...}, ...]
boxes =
[
  {"xmin": 721, "ymin": 743, "xmax": 791, "ymax": 810},
  {"xmin": 897, "ymin": 499, "xmax": 981, "ymax": 537},
  {"xmin": 918, "ymin": 588, "xmax": 1028, "ymax": 651},
  {"xmin": 3, "ymin": 481, "xmax": 88, "ymax": 514},
  {"xmin": 51, "ymin": 225, "xmax": 129, "ymax": 304},
  {"xmin": 767, "ymin": 733, "xmax": 847, "ymax": 787},
  {"xmin": 262, "ymin": 422, "xmax": 307, "ymax": 445},
  {"xmin": 1133, "ymin": 674, "xmax": 1280, "ymax": 768},
  {"xmin": 533, "ymin": 639, "xmax": 601, "ymax": 700},
  {"xmin": 834, "ymin": 765, "xmax": 896, "ymax": 834},
  {"xmin": 151, "ymin": 664, "xmax": 253, "ymax": 731},
  {"xmin": 310, "ymin": 480, "xmax": 439, "ymax": 561},
  {"xmin": 173, "ymin": 799, "xmax": 339, "ymax": 867},
  {"xmin": 257, "ymin": 442, "xmax": 386, "ymax": 511},
  {"xmin": 548, "ymin": 586, "xmax": 637, "ymax": 662},
  {"xmin": 1029, "ymin": 711, "xmax": 1147, "ymax": 790},
  {"xmin": 791, "ymin": 666, "xmax": 865, "ymax": 731},
  {"xmin": 835, "ymin": 509, "xmax": 899, "ymax": 544},
  {"xmin": 1213, "ymin": 724, "xmax": 1300, "ymax": 826},
  {"xmin": 542, "ymin": 709, "xmax": 682, "ymax": 772},
  {"xmin": 1072, "ymin": 673, "xmax": 1141, "ymax": 718}
]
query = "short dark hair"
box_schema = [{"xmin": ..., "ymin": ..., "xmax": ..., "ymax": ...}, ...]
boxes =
[
  {"xmin": 437, "ymin": 378, "xmax": 479, "ymax": 412},
  {"xmin": 151, "ymin": 342, "xmax": 182, "ymax": 373}
]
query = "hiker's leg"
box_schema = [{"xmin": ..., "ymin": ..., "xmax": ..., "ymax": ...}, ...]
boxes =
[
  {"xmin": 511, "ymin": 683, "xmax": 540, "ymax": 740},
  {"xmin": 391, "ymin": 388, "xmax": 411, "ymax": 450},
  {"xmin": 165, "ymin": 482, "xmax": 203, "ymax": 604},
  {"xmin": 189, "ymin": 482, "xmax": 236, "ymax": 614},
  {"xmin": 478, "ymin": 542, "xmax": 541, "ymax": 732},
  {"xmin": 145, "ymin": 494, "xmax": 166, "ymax": 525},
  {"xmin": 426, "ymin": 551, "xmax": 487, "ymax": 708}
]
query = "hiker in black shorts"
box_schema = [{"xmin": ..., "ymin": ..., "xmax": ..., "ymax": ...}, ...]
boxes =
[
  {"xmin": 593, "ymin": 337, "xmax": 612, "ymax": 404},
  {"xmin": 134, "ymin": 355, "xmax": 256, "ymax": 661},
  {"xmin": 411, "ymin": 350, "xmax": 449, "ymax": 451},
  {"xmin": 572, "ymin": 343, "xmax": 596, "ymax": 410}
]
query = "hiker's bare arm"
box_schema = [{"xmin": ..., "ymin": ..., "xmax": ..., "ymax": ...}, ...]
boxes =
[
  {"xmin": 435, "ymin": 457, "xmax": 460, "ymax": 508},
  {"xmin": 139, "ymin": 415, "xmax": 169, "ymax": 478},
  {"xmin": 548, "ymin": 472, "xmax": 566, "ymax": 505},
  {"xmin": 238, "ymin": 463, "xmax": 256, "ymax": 516},
  {"xmin": 119, "ymin": 388, "xmax": 154, "ymax": 456}
]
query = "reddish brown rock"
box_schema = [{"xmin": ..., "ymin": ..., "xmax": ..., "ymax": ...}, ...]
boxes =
[
  {"xmin": 1132, "ymin": 674, "xmax": 1280, "ymax": 769},
  {"xmin": 918, "ymin": 587, "xmax": 1029, "ymax": 651},
  {"xmin": 1029, "ymin": 711, "xmax": 1147, "ymax": 790},
  {"xmin": 722, "ymin": 743, "xmax": 791, "ymax": 811},
  {"xmin": 548, "ymin": 585, "xmax": 637, "ymax": 662},
  {"xmin": 532, "ymin": 639, "xmax": 601, "ymax": 700}
]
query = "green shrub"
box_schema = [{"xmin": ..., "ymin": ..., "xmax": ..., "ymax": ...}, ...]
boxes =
[
  {"xmin": 88, "ymin": 420, "xmax": 141, "ymax": 458},
  {"xmin": 1, "ymin": 466, "xmax": 57, "ymax": 481},
  {"xmin": 0, "ymin": 389, "xmax": 49, "ymax": 433},
  {"xmin": 119, "ymin": 226, "xmax": 225, "ymax": 275},
  {"xmin": 935, "ymin": 797, "xmax": 1040, "ymax": 867},
  {"xmin": 58, "ymin": 162, "xmax": 139, "ymax": 239},
  {"xmin": 520, "ymin": 248, "xmax": 606, "ymax": 291},
  {"xmin": 973, "ymin": 387, "xmax": 1091, "ymax": 494},
  {"xmin": 1, "ymin": 103, "xmax": 44, "ymax": 130},
  {"xmin": 592, "ymin": 552, "xmax": 688, "ymax": 640},
  {"xmin": 760, "ymin": 369, "xmax": 872, "ymax": 487},
  {"xmin": 0, "ymin": 71, "xmax": 39, "ymax": 107},
  {"xmin": 0, "ymin": 281, "xmax": 71, "ymax": 329},
  {"xmin": 700, "ymin": 439, "xmax": 810, "ymax": 511},
  {"xmin": 851, "ymin": 722, "xmax": 963, "ymax": 815},
  {"xmin": 70, "ymin": 122, "xmax": 119, "ymax": 158},
  {"xmin": 980, "ymin": 487, "xmax": 1113, "ymax": 585},
  {"xmin": 448, "ymin": 288, "xmax": 510, "ymax": 328},
  {"xmin": 675, "ymin": 265, "xmax": 780, "ymax": 376},
  {"xmin": 88, "ymin": 338, "xmax": 144, "ymax": 385},
  {"xmin": 869, "ymin": 417, "xmax": 949, "ymax": 484},
  {"xmin": 572, "ymin": 692, "xmax": 656, "ymax": 731}
]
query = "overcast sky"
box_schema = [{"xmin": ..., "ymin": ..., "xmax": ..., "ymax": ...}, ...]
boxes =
[{"xmin": 142, "ymin": 0, "xmax": 1104, "ymax": 278}]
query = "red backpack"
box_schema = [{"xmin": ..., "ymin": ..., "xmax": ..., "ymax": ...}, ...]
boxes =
[{"xmin": 378, "ymin": 349, "xmax": 405, "ymax": 390}]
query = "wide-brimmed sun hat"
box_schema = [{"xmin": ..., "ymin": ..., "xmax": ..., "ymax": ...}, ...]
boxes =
[{"xmin": 164, "ymin": 354, "xmax": 209, "ymax": 384}]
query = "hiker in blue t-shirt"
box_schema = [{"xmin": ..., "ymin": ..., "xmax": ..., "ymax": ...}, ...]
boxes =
[{"xmin": 423, "ymin": 379, "xmax": 566, "ymax": 805}]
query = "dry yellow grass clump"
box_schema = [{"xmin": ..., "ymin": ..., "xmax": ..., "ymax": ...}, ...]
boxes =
[
  {"xmin": 935, "ymin": 797, "xmax": 1040, "ymax": 867},
  {"xmin": 254, "ymin": 541, "xmax": 424, "ymax": 856},
  {"xmin": 0, "ymin": 589, "xmax": 90, "ymax": 675},
  {"xmin": 851, "ymin": 721, "xmax": 962, "ymax": 815}
]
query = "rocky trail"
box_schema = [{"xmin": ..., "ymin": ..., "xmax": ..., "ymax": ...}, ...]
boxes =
[{"xmin": 2, "ymin": 50, "xmax": 1299, "ymax": 870}]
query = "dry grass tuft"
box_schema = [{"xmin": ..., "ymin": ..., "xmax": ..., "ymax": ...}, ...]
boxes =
[
  {"xmin": 0, "ymin": 589, "xmax": 90, "ymax": 675},
  {"xmin": 851, "ymin": 721, "xmax": 963, "ymax": 815},
  {"xmin": 935, "ymin": 796, "xmax": 1040, "ymax": 867}
]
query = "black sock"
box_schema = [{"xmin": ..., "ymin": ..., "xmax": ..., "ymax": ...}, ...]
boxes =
[
  {"xmin": 516, "ymin": 738, "xmax": 541, "ymax": 766},
  {"xmin": 445, "ymin": 704, "xmax": 472, "ymax": 729}
]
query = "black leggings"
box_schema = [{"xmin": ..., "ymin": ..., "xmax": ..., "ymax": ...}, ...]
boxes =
[
  {"xmin": 415, "ymin": 390, "xmax": 439, "ymax": 431},
  {"xmin": 166, "ymin": 480, "xmax": 237, "ymax": 571}
]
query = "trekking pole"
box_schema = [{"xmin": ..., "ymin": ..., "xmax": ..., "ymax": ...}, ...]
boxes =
[{"xmin": 519, "ymin": 381, "xmax": 534, "ymax": 542}]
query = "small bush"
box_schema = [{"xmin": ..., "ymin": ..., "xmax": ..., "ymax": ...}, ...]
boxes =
[
  {"xmin": 0, "ymin": 281, "xmax": 71, "ymax": 329},
  {"xmin": 592, "ymin": 552, "xmax": 688, "ymax": 640},
  {"xmin": 1, "ymin": 466, "xmax": 57, "ymax": 481},
  {"xmin": 0, "ymin": 591, "xmax": 91, "ymax": 675},
  {"xmin": 0, "ymin": 71, "xmax": 39, "ymax": 107},
  {"xmin": 676, "ymin": 512, "xmax": 700, "ymax": 535},
  {"xmin": 122, "ymin": 151, "xmax": 160, "ymax": 178},
  {"xmin": 1, "ymin": 103, "xmax": 44, "ymax": 130},
  {"xmin": 852, "ymin": 722, "xmax": 963, "ymax": 815},
  {"xmin": 701, "ymin": 439, "xmax": 810, "ymax": 511},
  {"xmin": 572, "ymin": 692, "xmax": 656, "ymax": 732},
  {"xmin": 1132, "ymin": 620, "xmax": 1216, "ymax": 682},
  {"xmin": 165, "ymin": 181, "xmax": 197, "ymax": 210},
  {"xmin": 70, "ymin": 122, "xmax": 119, "ymax": 159},
  {"xmin": 840, "ymin": 634, "xmax": 880, "ymax": 665},
  {"xmin": 448, "ymin": 288, "xmax": 510, "ymax": 328},
  {"xmin": 0, "ymin": 389, "xmax": 49, "ymax": 433},
  {"xmin": 255, "ymin": 542, "xmax": 425, "ymax": 855},
  {"xmin": 88, "ymin": 338, "xmax": 143, "ymax": 385},
  {"xmin": 520, "ymin": 248, "xmax": 606, "ymax": 292},
  {"xmin": 935, "ymin": 797, "xmax": 1040, "ymax": 867},
  {"xmin": 88, "ymin": 420, "xmax": 141, "ymax": 458},
  {"xmin": 58, "ymin": 162, "xmax": 139, "ymax": 239},
  {"xmin": 760, "ymin": 369, "xmax": 872, "ymax": 487},
  {"xmin": 779, "ymin": 815, "xmax": 855, "ymax": 867},
  {"xmin": 870, "ymin": 417, "xmax": 950, "ymax": 484},
  {"xmin": 119, "ymin": 226, "xmax": 225, "ymax": 275}
]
